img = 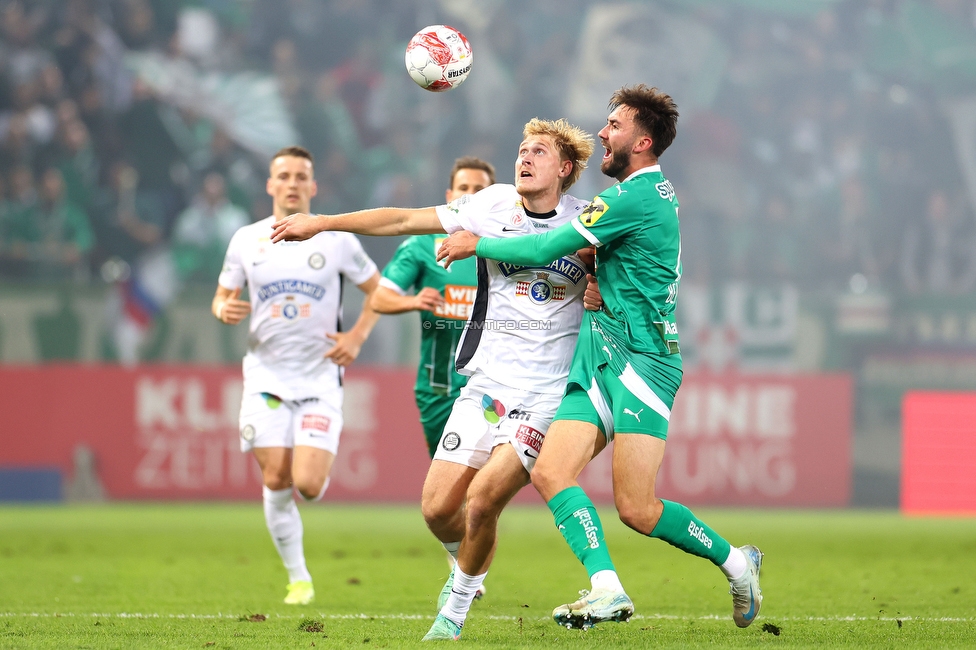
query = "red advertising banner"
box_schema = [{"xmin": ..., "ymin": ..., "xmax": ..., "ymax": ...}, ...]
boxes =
[
  {"xmin": 902, "ymin": 391, "xmax": 976, "ymax": 515},
  {"xmin": 573, "ymin": 373, "xmax": 853, "ymax": 507},
  {"xmin": 0, "ymin": 366, "xmax": 851, "ymax": 506},
  {"xmin": 0, "ymin": 365, "xmax": 429, "ymax": 502}
]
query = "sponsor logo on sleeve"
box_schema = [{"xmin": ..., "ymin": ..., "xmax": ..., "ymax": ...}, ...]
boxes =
[
  {"xmin": 580, "ymin": 197, "xmax": 608, "ymax": 227},
  {"xmin": 241, "ymin": 424, "xmax": 256, "ymax": 441},
  {"xmin": 446, "ymin": 194, "xmax": 473, "ymax": 213}
]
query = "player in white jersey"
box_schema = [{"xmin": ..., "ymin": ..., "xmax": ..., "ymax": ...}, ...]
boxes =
[
  {"xmin": 211, "ymin": 146, "xmax": 380, "ymax": 606},
  {"xmin": 270, "ymin": 119, "xmax": 596, "ymax": 640}
]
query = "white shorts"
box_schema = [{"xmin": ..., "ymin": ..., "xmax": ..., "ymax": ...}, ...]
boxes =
[
  {"xmin": 238, "ymin": 389, "xmax": 343, "ymax": 454},
  {"xmin": 434, "ymin": 372, "xmax": 562, "ymax": 473}
]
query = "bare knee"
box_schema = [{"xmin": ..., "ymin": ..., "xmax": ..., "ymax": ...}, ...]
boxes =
[
  {"xmin": 464, "ymin": 490, "xmax": 503, "ymax": 535},
  {"xmin": 616, "ymin": 497, "xmax": 663, "ymax": 536},
  {"xmin": 295, "ymin": 476, "xmax": 328, "ymax": 501},
  {"xmin": 422, "ymin": 491, "xmax": 461, "ymax": 529},
  {"xmin": 263, "ymin": 468, "xmax": 292, "ymax": 492},
  {"xmin": 530, "ymin": 462, "xmax": 563, "ymax": 501}
]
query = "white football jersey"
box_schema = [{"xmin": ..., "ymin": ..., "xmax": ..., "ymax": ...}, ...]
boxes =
[
  {"xmin": 218, "ymin": 216, "xmax": 378, "ymax": 400},
  {"xmin": 435, "ymin": 184, "xmax": 589, "ymax": 394}
]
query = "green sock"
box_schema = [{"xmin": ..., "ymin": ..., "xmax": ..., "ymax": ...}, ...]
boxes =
[
  {"xmin": 547, "ymin": 486, "xmax": 616, "ymax": 577},
  {"xmin": 650, "ymin": 499, "xmax": 731, "ymax": 565}
]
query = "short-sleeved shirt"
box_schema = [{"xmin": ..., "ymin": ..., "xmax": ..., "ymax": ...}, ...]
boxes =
[
  {"xmin": 572, "ymin": 165, "xmax": 681, "ymax": 356},
  {"xmin": 380, "ymin": 234, "xmax": 478, "ymax": 396},
  {"xmin": 218, "ymin": 216, "xmax": 378, "ymax": 400},
  {"xmin": 435, "ymin": 184, "xmax": 590, "ymax": 395}
]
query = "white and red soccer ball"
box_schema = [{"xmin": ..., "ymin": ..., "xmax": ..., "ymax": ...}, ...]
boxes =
[{"xmin": 404, "ymin": 25, "xmax": 472, "ymax": 92}]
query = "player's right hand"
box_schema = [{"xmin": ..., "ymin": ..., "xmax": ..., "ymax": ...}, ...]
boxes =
[
  {"xmin": 413, "ymin": 287, "xmax": 445, "ymax": 312},
  {"xmin": 218, "ymin": 287, "xmax": 251, "ymax": 324},
  {"xmin": 583, "ymin": 273, "xmax": 603, "ymax": 311},
  {"xmin": 271, "ymin": 213, "xmax": 324, "ymax": 243}
]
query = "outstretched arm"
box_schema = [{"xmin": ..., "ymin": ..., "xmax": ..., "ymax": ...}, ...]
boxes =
[
  {"xmin": 436, "ymin": 221, "xmax": 591, "ymax": 268},
  {"xmin": 272, "ymin": 207, "xmax": 444, "ymax": 242}
]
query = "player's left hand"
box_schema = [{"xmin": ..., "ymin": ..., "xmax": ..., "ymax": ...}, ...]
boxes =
[
  {"xmin": 324, "ymin": 331, "xmax": 364, "ymax": 366},
  {"xmin": 583, "ymin": 273, "xmax": 603, "ymax": 311},
  {"xmin": 271, "ymin": 213, "xmax": 323, "ymax": 243}
]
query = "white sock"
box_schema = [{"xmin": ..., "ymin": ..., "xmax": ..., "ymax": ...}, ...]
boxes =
[
  {"xmin": 721, "ymin": 546, "xmax": 748, "ymax": 580},
  {"xmin": 263, "ymin": 486, "xmax": 312, "ymax": 583},
  {"xmin": 442, "ymin": 541, "xmax": 460, "ymax": 561},
  {"xmin": 440, "ymin": 567, "xmax": 486, "ymax": 626},
  {"xmin": 590, "ymin": 569, "xmax": 624, "ymax": 593}
]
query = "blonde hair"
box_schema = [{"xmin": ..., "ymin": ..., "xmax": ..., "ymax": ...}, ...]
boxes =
[{"xmin": 522, "ymin": 118, "xmax": 595, "ymax": 192}]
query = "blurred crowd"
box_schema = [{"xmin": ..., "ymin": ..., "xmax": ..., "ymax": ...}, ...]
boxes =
[
  {"xmin": 670, "ymin": 0, "xmax": 976, "ymax": 296},
  {"xmin": 0, "ymin": 0, "xmax": 974, "ymax": 298}
]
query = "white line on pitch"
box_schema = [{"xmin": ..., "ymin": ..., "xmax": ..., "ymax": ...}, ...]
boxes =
[{"xmin": 2, "ymin": 612, "xmax": 974, "ymax": 623}]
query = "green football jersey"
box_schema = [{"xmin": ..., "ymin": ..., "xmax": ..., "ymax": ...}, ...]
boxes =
[
  {"xmin": 381, "ymin": 234, "xmax": 479, "ymax": 396},
  {"xmin": 572, "ymin": 166, "xmax": 681, "ymax": 356}
]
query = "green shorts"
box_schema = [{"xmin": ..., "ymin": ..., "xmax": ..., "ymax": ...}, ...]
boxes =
[
  {"xmin": 416, "ymin": 391, "xmax": 460, "ymax": 458},
  {"xmin": 554, "ymin": 314, "xmax": 682, "ymax": 441}
]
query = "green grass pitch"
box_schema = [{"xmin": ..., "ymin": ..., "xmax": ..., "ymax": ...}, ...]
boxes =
[{"xmin": 1, "ymin": 503, "xmax": 974, "ymax": 648}]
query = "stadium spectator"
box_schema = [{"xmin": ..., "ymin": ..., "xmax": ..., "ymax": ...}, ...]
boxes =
[
  {"xmin": 89, "ymin": 159, "xmax": 165, "ymax": 269},
  {"xmin": 171, "ymin": 169, "xmax": 248, "ymax": 282},
  {"xmin": 4, "ymin": 165, "xmax": 92, "ymax": 280},
  {"xmin": 210, "ymin": 145, "xmax": 380, "ymax": 605},
  {"xmin": 901, "ymin": 188, "xmax": 976, "ymax": 295}
]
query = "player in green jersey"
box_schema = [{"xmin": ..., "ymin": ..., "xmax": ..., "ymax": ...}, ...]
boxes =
[
  {"xmin": 371, "ymin": 157, "xmax": 495, "ymax": 457},
  {"xmin": 436, "ymin": 85, "xmax": 763, "ymax": 631}
]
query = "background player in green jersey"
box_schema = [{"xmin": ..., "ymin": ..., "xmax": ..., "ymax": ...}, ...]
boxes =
[
  {"xmin": 371, "ymin": 157, "xmax": 494, "ymax": 601},
  {"xmin": 371, "ymin": 157, "xmax": 495, "ymax": 457},
  {"xmin": 437, "ymin": 85, "xmax": 764, "ymax": 631}
]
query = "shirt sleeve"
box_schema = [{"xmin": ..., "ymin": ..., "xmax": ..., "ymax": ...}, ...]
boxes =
[
  {"xmin": 572, "ymin": 190, "xmax": 641, "ymax": 247},
  {"xmin": 217, "ymin": 228, "xmax": 246, "ymax": 290},
  {"xmin": 381, "ymin": 236, "xmax": 422, "ymax": 293},
  {"xmin": 475, "ymin": 221, "xmax": 590, "ymax": 266},
  {"xmin": 434, "ymin": 185, "xmax": 500, "ymax": 235},
  {"xmin": 434, "ymin": 195, "xmax": 474, "ymax": 233},
  {"xmin": 338, "ymin": 233, "xmax": 379, "ymax": 285}
]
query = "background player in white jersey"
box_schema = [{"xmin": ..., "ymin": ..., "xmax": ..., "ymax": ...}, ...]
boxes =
[
  {"xmin": 211, "ymin": 145, "xmax": 380, "ymax": 606},
  {"xmin": 270, "ymin": 119, "xmax": 596, "ymax": 641}
]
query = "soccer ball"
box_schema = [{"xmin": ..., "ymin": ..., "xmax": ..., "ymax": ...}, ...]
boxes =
[{"xmin": 404, "ymin": 25, "xmax": 472, "ymax": 92}]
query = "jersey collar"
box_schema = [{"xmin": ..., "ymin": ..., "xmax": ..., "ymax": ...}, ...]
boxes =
[{"xmin": 620, "ymin": 164, "xmax": 661, "ymax": 183}]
